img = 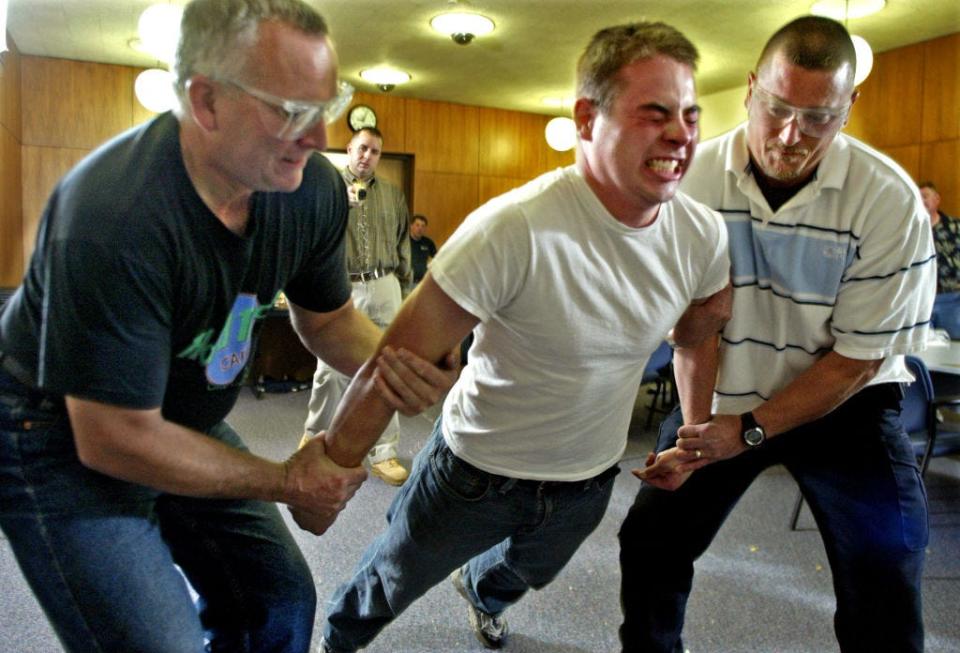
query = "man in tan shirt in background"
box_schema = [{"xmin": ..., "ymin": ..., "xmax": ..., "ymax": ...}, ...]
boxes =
[{"xmin": 304, "ymin": 126, "xmax": 414, "ymax": 485}]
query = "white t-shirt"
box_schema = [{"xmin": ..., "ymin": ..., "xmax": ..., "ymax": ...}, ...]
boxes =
[
  {"xmin": 430, "ymin": 166, "xmax": 729, "ymax": 481},
  {"xmin": 681, "ymin": 124, "xmax": 935, "ymax": 415}
]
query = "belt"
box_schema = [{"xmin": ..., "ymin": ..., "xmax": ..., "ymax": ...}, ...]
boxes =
[{"xmin": 348, "ymin": 267, "xmax": 395, "ymax": 282}]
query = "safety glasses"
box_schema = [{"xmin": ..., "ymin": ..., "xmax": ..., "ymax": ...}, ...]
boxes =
[
  {"xmin": 220, "ymin": 78, "xmax": 354, "ymax": 141},
  {"xmin": 750, "ymin": 84, "xmax": 850, "ymax": 138}
]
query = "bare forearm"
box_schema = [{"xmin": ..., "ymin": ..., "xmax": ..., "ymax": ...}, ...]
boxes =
[
  {"xmin": 673, "ymin": 334, "xmax": 719, "ymax": 425},
  {"xmin": 68, "ymin": 401, "xmax": 288, "ymax": 502},
  {"xmin": 323, "ymin": 276, "xmax": 478, "ymax": 467},
  {"xmin": 323, "ymin": 359, "xmax": 397, "ymax": 466},
  {"xmin": 752, "ymin": 352, "xmax": 883, "ymax": 437}
]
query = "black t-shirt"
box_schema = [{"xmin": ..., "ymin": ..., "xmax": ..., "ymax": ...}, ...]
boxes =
[
  {"xmin": 410, "ymin": 235, "xmax": 437, "ymax": 283},
  {"xmin": 0, "ymin": 113, "xmax": 351, "ymax": 431}
]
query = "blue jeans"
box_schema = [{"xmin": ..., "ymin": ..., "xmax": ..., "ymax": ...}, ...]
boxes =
[
  {"xmin": 618, "ymin": 383, "xmax": 927, "ymax": 653},
  {"xmin": 323, "ymin": 421, "xmax": 619, "ymax": 651},
  {"xmin": 0, "ymin": 367, "xmax": 316, "ymax": 653}
]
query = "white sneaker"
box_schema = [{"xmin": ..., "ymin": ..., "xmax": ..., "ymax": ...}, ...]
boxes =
[{"xmin": 450, "ymin": 568, "xmax": 508, "ymax": 649}]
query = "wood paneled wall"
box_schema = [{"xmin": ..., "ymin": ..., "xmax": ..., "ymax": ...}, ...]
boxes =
[
  {"xmin": 846, "ymin": 32, "xmax": 959, "ymax": 215},
  {"xmin": 0, "ymin": 54, "xmax": 573, "ymax": 280},
  {"xmin": 0, "ymin": 37, "xmax": 22, "ymax": 287}
]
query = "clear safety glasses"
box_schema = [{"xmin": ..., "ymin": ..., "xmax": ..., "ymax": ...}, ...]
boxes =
[
  {"xmin": 221, "ymin": 78, "xmax": 354, "ymax": 141},
  {"xmin": 750, "ymin": 84, "xmax": 850, "ymax": 138}
]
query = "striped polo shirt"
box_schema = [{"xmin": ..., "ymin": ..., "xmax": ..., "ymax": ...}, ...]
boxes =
[{"xmin": 681, "ymin": 123, "xmax": 936, "ymax": 415}]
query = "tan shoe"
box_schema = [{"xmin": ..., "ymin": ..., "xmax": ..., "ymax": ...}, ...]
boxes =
[{"xmin": 369, "ymin": 458, "xmax": 409, "ymax": 486}]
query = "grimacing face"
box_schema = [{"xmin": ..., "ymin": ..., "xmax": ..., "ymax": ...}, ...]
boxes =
[
  {"xmin": 577, "ymin": 54, "xmax": 699, "ymax": 226},
  {"xmin": 745, "ymin": 51, "xmax": 856, "ymax": 187}
]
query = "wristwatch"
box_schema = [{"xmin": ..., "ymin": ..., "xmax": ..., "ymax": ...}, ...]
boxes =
[{"xmin": 740, "ymin": 411, "xmax": 766, "ymax": 448}]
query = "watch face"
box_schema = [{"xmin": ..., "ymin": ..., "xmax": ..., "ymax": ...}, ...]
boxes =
[
  {"xmin": 348, "ymin": 105, "xmax": 377, "ymax": 131},
  {"xmin": 744, "ymin": 427, "xmax": 765, "ymax": 447}
]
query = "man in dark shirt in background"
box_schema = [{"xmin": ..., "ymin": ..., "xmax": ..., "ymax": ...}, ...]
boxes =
[{"xmin": 409, "ymin": 213, "xmax": 438, "ymax": 289}]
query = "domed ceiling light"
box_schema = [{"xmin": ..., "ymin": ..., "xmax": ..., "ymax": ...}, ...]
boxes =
[
  {"xmin": 811, "ymin": 0, "xmax": 884, "ymax": 85},
  {"xmin": 545, "ymin": 117, "xmax": 577, "ymax": 152},
  {"xmin": 430, "ymin": 12, "xmax": 495, "ymax": 45},
  {"xmin": 138, "ymin": 3, "xmax": 183, "ymax": 64},
  {"xmin": 135, "ymin": 68, "xmax": 177, "ymax": 113},
  {"xmin": 360, "ymin": 68, "xmax": 411, "ymax": 92}
]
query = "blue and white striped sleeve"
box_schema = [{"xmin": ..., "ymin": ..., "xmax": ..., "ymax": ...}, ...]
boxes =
[{"xmin": 831, "ymin": 177, "xmax": 935, "ymax": 359}]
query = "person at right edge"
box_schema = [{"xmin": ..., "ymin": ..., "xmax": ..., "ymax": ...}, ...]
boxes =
[{"xmin": 620, "ymin": 15, "xmax": 935, "ymax": 653}]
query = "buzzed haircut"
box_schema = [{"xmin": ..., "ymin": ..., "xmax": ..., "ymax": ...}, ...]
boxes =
[
  {"xmin": 577, "ymin": 21, "xmax": 699, "ymax": 113},
  {"xmin": 919, "ymin": 181, "xmax": 938, "ymax": 192},
  {"xmin": 353, "ymin": 126, "xmax": 384, "ymax": 142},
  {"xmin": 757, "ymin": 16, "xmax": 856, "ymax": 86},
  {"xmin": 412, "ymin": 214, "xmax": 428, "ymax": 225}
]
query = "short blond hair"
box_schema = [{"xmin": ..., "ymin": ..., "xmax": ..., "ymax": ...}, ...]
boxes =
[{"xmin": 576, "ymin": 22, "xmax": 698, "ymax": 114}]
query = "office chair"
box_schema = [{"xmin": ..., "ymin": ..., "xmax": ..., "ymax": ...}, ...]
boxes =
[
  {"xmin": 641, "ymin": 341, "xmax": 675, "ymax": 429},
  {"xmin": 789, "ymin": 355, "xmax": 959, "ymax": 530}
]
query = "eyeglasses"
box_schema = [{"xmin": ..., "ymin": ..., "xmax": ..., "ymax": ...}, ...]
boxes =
[
  {"xmin": 750, "ymin": 84, "xmax": 850, "ymax": 138},
  {"xmin": 219, "ymin": 78, "xmax": 354, "ymax": 141}
]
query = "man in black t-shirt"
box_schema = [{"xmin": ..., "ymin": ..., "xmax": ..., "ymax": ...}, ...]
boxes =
[
  {"xmin": 409, "ymin": 213, "xmax": 438, "ymax": 287},
  {"xmin": 0, "ymin": 1, "xmax": 453, "ymax": 652}
]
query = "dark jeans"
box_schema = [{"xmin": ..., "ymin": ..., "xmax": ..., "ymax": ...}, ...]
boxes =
[
  {"xmin": 618, "ymin": 383, "xmax": 927, "ymax": 653},
  {"xmin": 0, "ymin": 368, "xmax": 316, "ymax": 653},
  {"xmin": 324, "ymin": 423, "xmax": 619, "ymax": 652}
]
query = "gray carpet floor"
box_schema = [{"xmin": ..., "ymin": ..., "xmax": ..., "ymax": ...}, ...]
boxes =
[{"xmin": 1, "ymin": 386, "xmax": 958, "ymax": 652}]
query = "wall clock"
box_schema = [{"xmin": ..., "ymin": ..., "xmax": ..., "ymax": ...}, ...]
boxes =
[{"xmin": 348, "ymin": 104, "xmax": 377, "ymax": 132}]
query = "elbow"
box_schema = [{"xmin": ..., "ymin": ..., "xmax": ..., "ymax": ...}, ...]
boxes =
[
  {"xmin": 671, "ymin": 286, "xmax": 733, "ymax": 349},
  {"xmin": 74, "ymin": 433, "xmax": 115, "ymax": 474},
  {"xmin": 70, "ymin": 414, "xmax": 143, "ymax": 478},
  {"xmin": 671, "ymin": 308, "xmax": 730, "ymax": 349}
]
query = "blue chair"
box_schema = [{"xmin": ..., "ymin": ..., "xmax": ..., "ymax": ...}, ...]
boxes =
[
  {"xmin": 902, "ymin": 355, "xmax": 938, "ymax": 473},
  {"xmin": 641, "ymin": 341, "xmax": 675, "ymax": 429},
  {"xmin": 932, "ymin": 292, "xmax": 960, "ymax": 339},
  {"xmin": 790, "ymin": 355, "xmax": 958, "ymax": 530},
  {"xmin": 913, "ymin": 363, "xmax": 960, "ymax": 476}
]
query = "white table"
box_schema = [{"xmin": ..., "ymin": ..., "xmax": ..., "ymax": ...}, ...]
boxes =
[{"xmin": 917, "ymin": 337, "xmax": 960, "ymax": 375}]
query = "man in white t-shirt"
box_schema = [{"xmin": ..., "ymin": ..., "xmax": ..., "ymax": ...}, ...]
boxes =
[
  {"xmin": 619, "ymin": 16, "xmax": 935, "ymax": 653},
  {"xmin": 310, "ymin": 22, "xmax": 731, "ymax": 653}
]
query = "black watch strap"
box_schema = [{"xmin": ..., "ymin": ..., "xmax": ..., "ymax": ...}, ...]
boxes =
[{"xmin": 740, "ymin": 411, "xmax": 766, "ymax": 447}]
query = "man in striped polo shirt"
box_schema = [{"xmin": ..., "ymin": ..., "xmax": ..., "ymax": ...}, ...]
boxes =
[{"xmin": 620, "ymin": 15, "xmax": 935, "ymax": 653}]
